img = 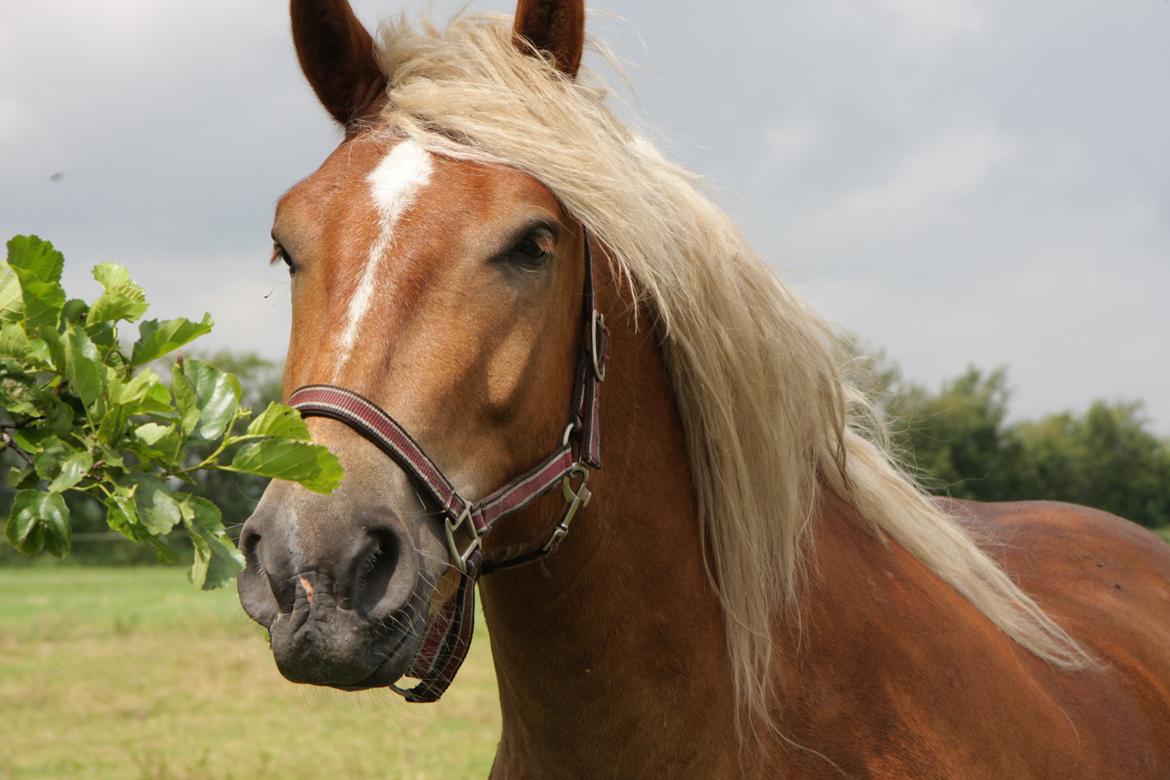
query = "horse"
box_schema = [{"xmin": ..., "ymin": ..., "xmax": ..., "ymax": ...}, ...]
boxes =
[{"xmin": 236, "ymin": 1, "xmax": 1170, "ymax": 776}]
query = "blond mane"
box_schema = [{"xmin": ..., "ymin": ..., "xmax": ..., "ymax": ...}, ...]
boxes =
[{"xmin": 371, "ymin": 14, "xmax": 1091, "ymax": 730}]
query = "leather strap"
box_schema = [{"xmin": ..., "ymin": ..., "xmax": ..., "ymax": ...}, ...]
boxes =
[{"xmin": 289, "ymin": 226, "xmax": 606, "ymax": 702}]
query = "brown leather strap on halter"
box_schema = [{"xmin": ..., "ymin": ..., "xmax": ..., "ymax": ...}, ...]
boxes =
[{"xmin": 287, "ymin": 226, "xmax": 607, "ymax": 702}]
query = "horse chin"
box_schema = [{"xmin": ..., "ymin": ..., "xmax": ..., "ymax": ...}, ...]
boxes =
[
  {"xmin": 267, "ymin": 583, "xmax": 431, "ymax": 691},
  {"xmin": 332, "ymin": 627, "xmax": 426, "ymax": 691}
]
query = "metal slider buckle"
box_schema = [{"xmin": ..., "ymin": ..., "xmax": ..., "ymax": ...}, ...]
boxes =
[
  {"xmin": 543, "ymin": 463, "xmax": 592, "ymax": 555},
  {"xmin": 444, "ymin": 506, "xmax": 481, "ymax": 575},
  {"xmin": 590, "ymin": 310, "xmax": 607, "ymax": 382}
]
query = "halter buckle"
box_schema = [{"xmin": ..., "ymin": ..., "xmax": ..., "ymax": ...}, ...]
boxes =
[
  {"xmin": 543, "ymin": 464, "xmax": 592, "ymax": 555},
  {"xmin": 444, "ymin": 506, "xmax": 481, "ymax": 575}
]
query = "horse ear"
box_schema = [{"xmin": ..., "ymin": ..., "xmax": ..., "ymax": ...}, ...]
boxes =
[
  {"xmin": 290, "ymin": 0, "xmax": 387, "ymax": 126},
  {"xmin": 513, "ymin": 0, "xmax": 586, "ymax": 78}
]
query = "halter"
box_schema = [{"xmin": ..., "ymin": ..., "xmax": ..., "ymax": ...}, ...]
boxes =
[{"xmin": 287, "ymin": 227, "xmax": 607, "ymax": 702}]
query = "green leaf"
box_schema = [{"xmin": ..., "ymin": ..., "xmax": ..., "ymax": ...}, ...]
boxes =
[
  {"xmin": 0, "ymin": 322, "xmax": 51, "ymax": 366},
  {"xmin": 43, "ymin": 327, "xmax": 65, "ymax": 373},
  {"xmin": 179, "ymin": 495, "xmax": 245, "ymax": 590},
  {"xmin": 130, "ymin": 422, "xmax": 180, "ymax": 466},
  {"xmin": 134, "ymin": 476, "xmax": 182, "ymax": 535},
  {"xmin": 89, "ymin": 263, "xmax": 148, "ymax": 324},
  {"xmin": 0, "ymin": 373, "xmax": 41, "ymax": 416},
  {"xmin": 130, "ymin": 314, "xmax": 213, "ymax": 366},
  {"xmin": 98, "ymin": 443, "xmax": 126, "ymax": 472},
  {"xmin": 95, "ymin": 403, "xmax": 131, "ymax": 447},
  {"xmin": 110, "ymin": 368, "xmax": 159, "ymax": 406},
  {"xmin": 109, "ymin": 368, "xmax": 172, "ymax": 415},
  {"xmin": 31, "ymin": 436, "xmax": 97, "ymax": 490},
  {"xmin": 106, "ymin": 483, "xmax": 178, "ymax": 557},
  {"xmin": 105, "ymin": 485, "xmax": 143, "ymax": 541},
  {"xmin": 135, "ymin": 422, "xmax": 174, "ymax": 446},
  {"xmin": 5, "ymin": 489, "xmax": 70, "ymax": 557},
  {"xmin": 61, "ymin": 298, "xmax": 88, "ymax": 323},
  {"xmin": 172, "ymin": 358, "xmax": 241, "ymax": 441},
  {"xmin": 139, "ymin": 381, "xmax": 174, "ymax": 414},
  {"xmin": 226, "ymin": 439, "xmax": 343, "ymax": 494},
  {"xmin": 106, "ymin": 368, "xmax": 171, "ymax": 431},
  {"xmin": 5, "ymin": 461, "xmax": 37, "ymax": 490},
  {"xmin": 8, "ymin": 427, "xmax": 52, "ymax": 454},
  {"xmin": 148, "ymin": 535, "xmax": 181, "ymax": 564},
  {"xmin": 47, "ymin": 449, "xmax": 92, "ymax": 492},
  {"xmin": 86, "ymin": 321, "xmax": 116, "ymax": 352},
  {"xmin": 41, "ymin": 392, "xmax": 78, "ymax": 436},
  {"xmin": 245, "ymin": 402, "xmax": 310, "ymax": 440},
  {"xmin": 6, "ymin": 236, "xmax": 65, "ymax": 333},
  {"xmin": 0, "ymin": 262, "xmax": 22, "ymax": 323},
  {"xmin": 33, "ymin": 437, "xmax": 70, "ymax": 481},
  {"xmin": 63, "ymin": 322, "xmax": 104, "ymax": 409}
]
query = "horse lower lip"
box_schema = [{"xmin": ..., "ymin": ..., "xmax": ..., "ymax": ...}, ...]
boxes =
[
  {"xmin": 336, "ymin": 633, "xmax": 415, "ymax": 691},
  {"xmin": 268, "ymin": 605, "xmax": 410, "ymax": 687}
]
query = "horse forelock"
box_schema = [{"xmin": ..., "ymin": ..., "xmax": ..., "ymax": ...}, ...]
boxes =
[{"xmin": 354, "ymin": 11, "xmax": 1092, "ymax": 736}]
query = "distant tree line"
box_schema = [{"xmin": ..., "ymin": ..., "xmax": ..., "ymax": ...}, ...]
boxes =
[{"xmin": 849, "ymin": 344, "xmax": 1170, "ymax": 531}]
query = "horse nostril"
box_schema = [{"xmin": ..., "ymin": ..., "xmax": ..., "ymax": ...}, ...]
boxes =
[
  {"xmin": 237, "ymin": 523, "xmax": 284, "ymax": 626},
  {"xmin": 241, "ymin": 529, "xmax": 263, "ymax": 573},
  {"xmin": 354, "ymin": 529, "xmax": 403, "ymax": 618},
  {"xmin": 237, "ymin": 514, "xmax": 297, "ymax": 626}
]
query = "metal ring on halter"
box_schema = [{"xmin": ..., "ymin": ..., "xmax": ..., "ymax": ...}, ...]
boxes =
[
  {"xmin": 444, "ymin": 506, "xmax": 481, "ymax": 575},
  {"xmin": 590, "ymin": 310, "xmax": 606, "ymax": 382},
  {"xmin": 544, "ymin": 463, "xmax": 591, "ymax": 555}
]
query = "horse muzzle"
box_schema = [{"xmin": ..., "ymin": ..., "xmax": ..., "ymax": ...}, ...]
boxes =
[{"xmin": 236, "ymin": 496, "xmax": 434, "ymax": 688}]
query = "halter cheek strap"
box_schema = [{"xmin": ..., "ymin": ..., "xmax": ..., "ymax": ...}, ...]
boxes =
[{"xmin": 287, "ymin": 227, "xmax": 607, "ymax": 702}]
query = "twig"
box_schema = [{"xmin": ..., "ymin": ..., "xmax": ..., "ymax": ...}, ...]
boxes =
[{"xmin": 1, "ymin": 430, "xmax": 33, "ymax": 465}]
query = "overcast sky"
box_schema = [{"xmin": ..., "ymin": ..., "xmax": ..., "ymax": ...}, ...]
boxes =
[{"xmin": 2, "ymin": 0, "xmax": 1167, "ymax": 431}]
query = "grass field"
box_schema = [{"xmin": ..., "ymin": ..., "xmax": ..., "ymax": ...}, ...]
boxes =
[
  {"xmin": 0, "ymin": 568, "xmax": 500, "ymax": 780},
  {"xmin": 4, "ymin": 530, "xmax": 1168, "ymax": 779}
]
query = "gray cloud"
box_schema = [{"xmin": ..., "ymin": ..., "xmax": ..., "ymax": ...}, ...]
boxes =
[{"xmin": 2, "ymin": 0, "xmax": 1167, "ymax": 430}]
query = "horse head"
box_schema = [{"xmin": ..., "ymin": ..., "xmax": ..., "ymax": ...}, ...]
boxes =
[{"xmin": 236, "ymin": 0, "xmax": 592, "ymax": 693}]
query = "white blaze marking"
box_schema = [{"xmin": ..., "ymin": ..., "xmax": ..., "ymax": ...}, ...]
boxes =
[{"xmin": 334, "ymin": 139, "xmax": 434, "ymax": 376}]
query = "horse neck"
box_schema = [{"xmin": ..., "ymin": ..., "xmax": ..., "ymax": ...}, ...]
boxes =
[
  {"xmin": 475, "ymin": 251, "xmax": 1109, "ymax": 775},
  {"xmin": 478, "ymin": 274, "xmax": 742, "ymax": 775}
]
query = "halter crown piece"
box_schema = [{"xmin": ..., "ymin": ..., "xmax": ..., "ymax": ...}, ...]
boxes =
[{"xmin": 287, "ymin": 227, "xmax": 607, "ymax": 702}]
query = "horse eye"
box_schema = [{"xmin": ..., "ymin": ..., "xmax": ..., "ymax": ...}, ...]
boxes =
[
  {"xmin": 272, "ymin": 243, "xmax": 297, "ymax": 275},
  {"xmin": 503, "ymin": 228, "xmax": 552, "ymax": 270},
  {"xmin": 516, "ymin": 236, "xmax": 545, "ymax": 259}
]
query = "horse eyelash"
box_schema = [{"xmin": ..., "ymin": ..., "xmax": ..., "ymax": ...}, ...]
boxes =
[{"xmin": 270, "ymin": 243, "xmax": 298, "ymax": 274}]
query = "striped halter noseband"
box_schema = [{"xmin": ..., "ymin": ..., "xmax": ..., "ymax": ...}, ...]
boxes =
[{"xmin": 287, "ymin": 227, "xmax": 607, "ymax": 702}]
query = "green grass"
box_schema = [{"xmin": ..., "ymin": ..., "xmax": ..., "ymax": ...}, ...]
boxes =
[
  {"xmin": 6, "ymin": 532, "xmax": 1166, "ymax": 779},
  {"xmin": 0, "ymin": 568, "xmax": 500, "ymax": 779}
]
